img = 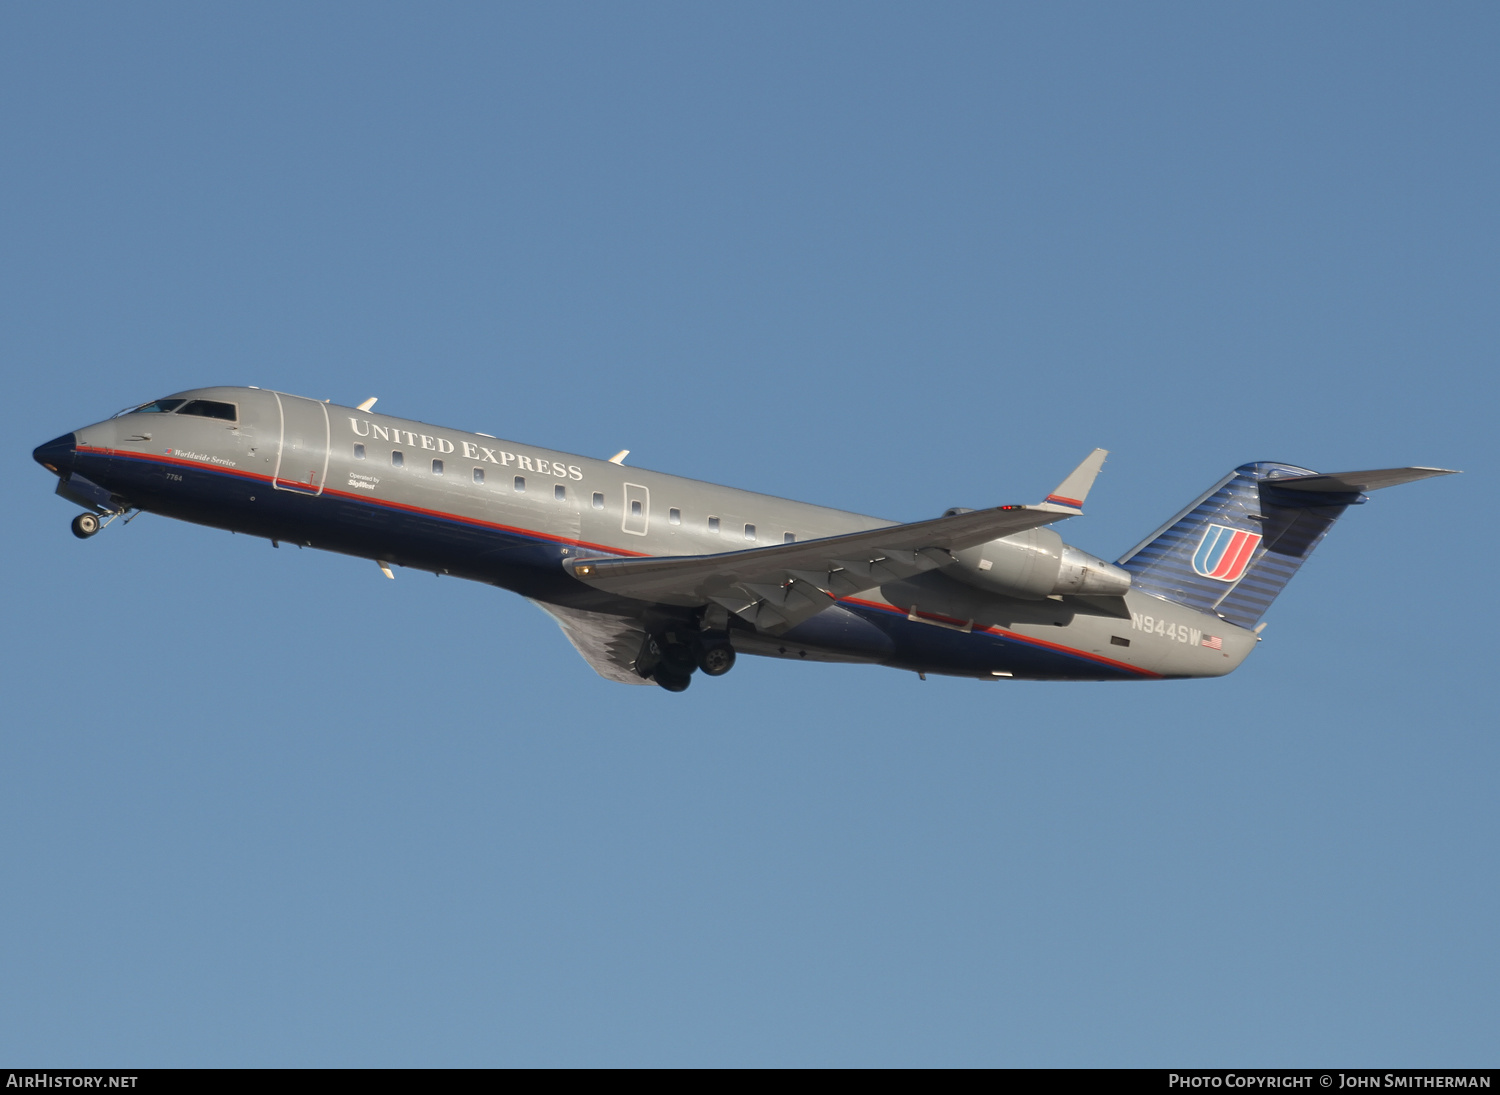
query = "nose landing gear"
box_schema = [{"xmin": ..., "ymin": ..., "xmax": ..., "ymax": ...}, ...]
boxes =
[{"xmin": 68, "ymin": 506, "xmax": 136, "ymax": 539}]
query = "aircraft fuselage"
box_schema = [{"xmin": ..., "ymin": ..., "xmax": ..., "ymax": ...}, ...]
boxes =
[{"xmin": 34, "ymin": 386, "xmax": 1261, "ymax": 685}]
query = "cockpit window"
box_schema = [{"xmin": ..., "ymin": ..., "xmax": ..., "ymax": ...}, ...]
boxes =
[
  {"xmin": 131, "ymin": 399, "xmax": 186, "ymax": 414},
  {"xmin": 178, "ymin": 399, "xmax": 237, "ymax": 421}
]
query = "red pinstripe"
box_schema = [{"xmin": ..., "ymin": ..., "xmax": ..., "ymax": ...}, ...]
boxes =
[{"xmin": 78, "ymin": 445, "xmax": 650, "ymax": 558}]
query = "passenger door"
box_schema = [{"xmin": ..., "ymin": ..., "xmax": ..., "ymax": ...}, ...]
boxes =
[{"xmin": 272, "ymin": 393, "xmax": 330, "ymax": 495}]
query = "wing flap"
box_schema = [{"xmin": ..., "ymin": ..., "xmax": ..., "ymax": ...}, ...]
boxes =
[{"xmin": 529, "ymin": 600, "xmax": 651, "ymax": 685}]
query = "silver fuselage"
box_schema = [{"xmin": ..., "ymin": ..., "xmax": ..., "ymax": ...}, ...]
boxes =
[{"xmin": 39, "ymin": 386, "xmax": 1259, "ymax": 682}]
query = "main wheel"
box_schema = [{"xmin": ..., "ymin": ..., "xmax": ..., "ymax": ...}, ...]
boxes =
[
  {"xmin": 634, "ymin": 636, "xmax": 663, "ymax": 679},
  {"xmin": 654, "ymin": 670, "xmax": 692, "ymax": 693},
  {"xmin": 697, "ymin": 641, "xmax": 736, "ymax": 677},
  {"xmin": 659, "ymin": 642, "xmax": 697, "ymax": 676},
  {"xmin": 71, "ymin": 513, "xmax": 100, "ymax": 539}
]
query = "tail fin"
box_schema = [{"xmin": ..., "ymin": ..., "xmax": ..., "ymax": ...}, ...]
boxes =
[{"xmin": 1118, "ymin": 462, "xmax": 1456, "ymax": 628}]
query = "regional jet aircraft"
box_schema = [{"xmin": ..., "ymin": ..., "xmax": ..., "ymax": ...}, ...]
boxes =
[{"xmin": 33, "ymin": 387, "xmax": 1455, "ymax": 691}]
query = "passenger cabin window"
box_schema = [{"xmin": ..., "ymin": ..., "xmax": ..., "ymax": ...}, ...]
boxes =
[
  {"xmin": 708, "ymin": 516, "xmax": 720, "ymax": 533},
  {"xmin": 473, "ymin": 468, "xmax": 485, "ymax": 485},
  {"xmin": 592, "ymin": 492, "xmax": 604, "ymax": 510},
  {"xmin": 432, "ymin": 459, "xmax": 443, "ymax": 475},
  {"xmin": 178, "ymin": 399, "xmax": 237, "ymax": 421},
  {"xmin": 554, "ymin": 484, "xmax": 566, "ymax": 502},
  {"xmin": 514, "ymin": 476, "xmax": 526, "ymax": 493},
  {"xmin": 630, "ymin": 500, "xmax": 643, "ymax": 518},
  {"xmin": 669, "ymin": 508, "xmax": 681, "ymax": 525},
  {"xmin": 391, "ymin": 451, "xmax": 404, "ymax": 467},
  {"xmin": 744, "ymin": 524, "xmax": 756, "ymax": 541},
  {"xmin": 133, "ymin": 399, "xmax": 185, "ymax": 414},
  {"xmin": 784, "ymin": 532, "xmax": 795, "ymax": 544},
  {"xmin": 353, "ymin": 444, "xmax": 366, "ymax": 459}
]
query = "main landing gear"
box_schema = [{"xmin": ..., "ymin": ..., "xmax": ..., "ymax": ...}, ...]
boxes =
[{"xmin": 636, "ymin": 629, "xmax": 738, "ymax": 692}]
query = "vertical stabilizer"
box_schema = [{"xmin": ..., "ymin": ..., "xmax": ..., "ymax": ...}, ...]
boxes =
[
  {"xmin": 1118, "ymin": 462, "xmax": 1455, "ymax": 628},
  {"xmin": 1118, "ymin": 463, "xmax": 1344, "ymax": 627}
]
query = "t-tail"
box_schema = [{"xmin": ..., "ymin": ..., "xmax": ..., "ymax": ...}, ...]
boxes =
[{"xmin": 1118, "ymin": 462, "xmax": 1457, "ymax": 629}]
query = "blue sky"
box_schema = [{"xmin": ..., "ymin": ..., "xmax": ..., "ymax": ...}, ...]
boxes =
[{"xmin": 2, "ymin": 3, "xmax": 1494, "ymax": 1066}]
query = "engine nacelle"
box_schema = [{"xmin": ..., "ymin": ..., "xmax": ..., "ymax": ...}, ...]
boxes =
[{"xmin": 943, "ymin": 523, "xmax": 1132, "ymax": 600}]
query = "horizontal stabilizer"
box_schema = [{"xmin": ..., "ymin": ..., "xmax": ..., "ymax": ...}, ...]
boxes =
[{"xmin": 1265, "ymin": 467, "xmax": 1458, "ymax": 493}]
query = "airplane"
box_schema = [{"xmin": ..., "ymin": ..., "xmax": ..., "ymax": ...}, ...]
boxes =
[{"xmin": 32, "ymin": 386, "xmax": 1456, "ymax": 691}]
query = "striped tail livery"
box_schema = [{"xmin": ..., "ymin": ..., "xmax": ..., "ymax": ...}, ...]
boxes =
[{"xmin": 1119, "ymin": 462, "xmax": 1453, "ymax": 629}]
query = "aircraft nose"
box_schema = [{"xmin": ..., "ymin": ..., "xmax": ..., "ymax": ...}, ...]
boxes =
[{"xmin": 33, "ymin": 432, "xmax": 77, "ymax": 474}]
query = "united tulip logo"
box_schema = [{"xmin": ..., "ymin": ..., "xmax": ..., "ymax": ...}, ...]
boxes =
[{"xmin": 1191, "ymin": 525, "xmax": 1261, "ymax": 582}]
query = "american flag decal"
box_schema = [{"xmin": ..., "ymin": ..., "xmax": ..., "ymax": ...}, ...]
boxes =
[{"xmin": 1201, "ymin": 635, "xmax": 1223, "ymax": 650}]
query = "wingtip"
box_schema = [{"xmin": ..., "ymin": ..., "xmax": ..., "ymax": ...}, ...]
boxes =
[{"xmin": 1042, "ymin": 448, "xmax": 1108, "ymax": 512}]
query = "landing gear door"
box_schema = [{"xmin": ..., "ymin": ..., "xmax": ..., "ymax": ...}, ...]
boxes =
[{"xmin": 272, "ymin": 392, "xmax": 330, "ymax": 495}]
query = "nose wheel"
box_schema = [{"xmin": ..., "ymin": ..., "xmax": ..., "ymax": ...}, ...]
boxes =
[{"xmin": 69, "ymin": 507, "xmax": 135, "ymax": 539}]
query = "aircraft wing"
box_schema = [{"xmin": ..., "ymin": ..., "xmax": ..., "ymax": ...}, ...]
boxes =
[
  {"xmin": 529, "ymin": 600, "xmax": 652, "ymax": 685},
  {"xmin": 565, "ymin": 502, "xmax": 1074, "ymax": 632}
]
